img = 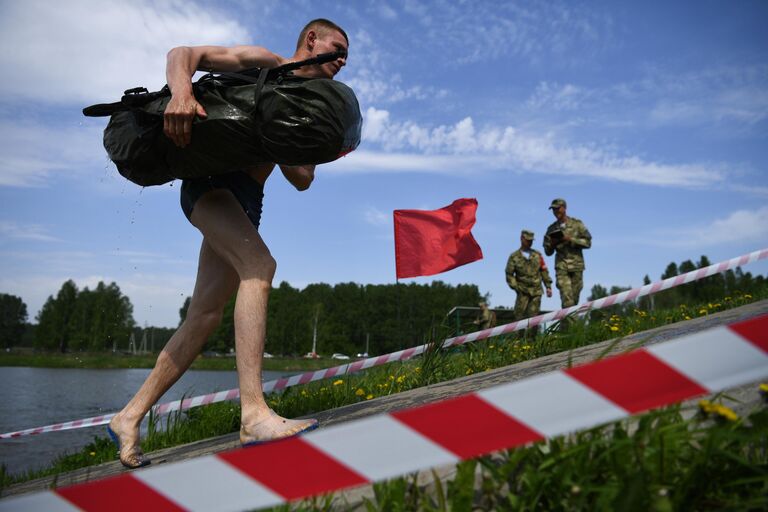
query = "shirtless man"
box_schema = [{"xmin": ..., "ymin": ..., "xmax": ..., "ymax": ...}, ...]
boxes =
[{"xmin": 107, "ymin": 19, "xmax": 349, "ymax": 468}]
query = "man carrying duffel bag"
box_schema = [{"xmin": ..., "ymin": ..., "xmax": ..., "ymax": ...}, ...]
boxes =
[{"xmin": 105, "ymin": 18, "xmax": 350, "ymax": 469}]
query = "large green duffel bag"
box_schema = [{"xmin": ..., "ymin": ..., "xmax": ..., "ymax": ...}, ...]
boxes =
[{"xmin": 83, "ymin": 51, "xmax": 362, "ymax": 186}]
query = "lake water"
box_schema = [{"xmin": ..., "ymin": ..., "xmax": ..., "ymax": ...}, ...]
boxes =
[{"xmin": 0, "ymin": 367, "xmax": 296, "ymax": 476}]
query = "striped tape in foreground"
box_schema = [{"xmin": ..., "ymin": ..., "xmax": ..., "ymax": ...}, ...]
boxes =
[
  {"xmin": 2, "ymin": 247, "xmax": 765, "ymax": 440},
  {"xmin": 2, "ymin": 314, "xmax": 766, "ymax": 512}
]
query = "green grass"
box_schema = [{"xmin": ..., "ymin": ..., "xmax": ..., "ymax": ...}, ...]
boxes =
[
  {"xmin": 341, "ymin": 401, "xmax": 768, "ymax": 512},
  {"xmin": 1, "ymin": 290, "xmax": 765, "ymax": 498}
]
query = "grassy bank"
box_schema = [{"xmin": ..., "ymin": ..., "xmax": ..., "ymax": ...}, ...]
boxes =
[
  {"xmin": 1, "ymin": 290, "xmax": 766, "ymax": 503},
  {"xmin": 341, "ymin": 400, "xmax": 768, "ymax": 511},
  {"xmin": 0, "ymin": 352, "xmax": 336, "ymax": 372}
]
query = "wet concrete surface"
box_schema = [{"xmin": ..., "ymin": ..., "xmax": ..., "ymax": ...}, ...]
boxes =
[{"xmin": 3, "ymin": 299, "xmax": 766, "ymax": 500}]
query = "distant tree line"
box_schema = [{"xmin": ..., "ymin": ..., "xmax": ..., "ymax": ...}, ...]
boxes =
[
  {"xmin": 179, "ymin": 281, "xmax": 484, "ymax": 356},
  {"xmin": 2, "ymin": 255, "xmax": 764, "ymax": 354},
  {"xmin": 588, "ymin": 255, "xmax": 766, "ymax": 315},
  {"xmin": 34, "ymin": 280, "xmax": 135, "ymax": 352}
]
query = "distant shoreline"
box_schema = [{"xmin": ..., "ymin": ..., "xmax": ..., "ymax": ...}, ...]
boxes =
[{"xmin": 0, "ymin": 351, "xmax": 337, "ymax": 372}]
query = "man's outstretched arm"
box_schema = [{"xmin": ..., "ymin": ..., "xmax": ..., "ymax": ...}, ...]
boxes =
[{"xmin": 164, "ymin": 45, "xmax": 287, "ymax": 147}]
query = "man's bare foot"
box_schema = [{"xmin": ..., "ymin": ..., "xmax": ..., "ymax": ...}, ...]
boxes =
[
  {"xmin": 107, "ymin": 415, "xmax": 150, "ymax": 469},
  {"xmin": 240, "ymin": 410, "xmax": 318, "ymax": 446}
]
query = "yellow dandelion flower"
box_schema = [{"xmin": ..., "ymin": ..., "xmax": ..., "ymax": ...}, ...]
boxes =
[
  {"xmin": 698, "ymin": 399, "xmax": 714, "ymax": 414},
  {"xmin": 759, "ymin": 383, "xmax": 768, "ymax": 393},
  {"xmin": 466, "ymin": 369, "xmax": 474, "ymax": 375},
  {"xmin": 745, "ymin": 294, "xmax": 752, "ymax": 299},
  {"xmin": 713, "ymin": 404, "xmax": 738, "ymax": 422},
  {"xmin": 90, "ymin": 451, "xmax": 96, "ymax": 456},
  {"xmin": 415, "ymin": 367, "xmax": 421, "ymax": 372},
  {"xmin": 610, "ymin": 326, "xmax": 619, "ymax": 332},
  {"xmin": 301, "ymin": 390, "xmax": 308, "ymax": 396},
  {"xmin": 333, "ymin": 379, "xmax": 344, "ymax": 386},
  {"xmin": 355, "ymin": 388, "xmax": 365, "ymax": 396},
  {"xmin": 396, "ymin": 375, "xmax": 406, "ymax": 384},
  {"xmin": 366, "ymin": 394, "xmax": 374, "ymax": 400},
  {"xmin": 684, "ymin": 315, "xmax": 691, "ymax": 320},
  {"xmin": 389, "ymin": 375, "xmax": 395, "ymax": 381},
  {"xmin": 489, "ymin": 345, "xmax": 495, "ymax": 349},
  {"xmin": 698, "ymin": 309, "xmax": 707, "ymax": 315}
]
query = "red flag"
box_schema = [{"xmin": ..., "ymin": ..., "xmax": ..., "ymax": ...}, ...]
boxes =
[{"xmin": 393, "ymin": 198, "xmax": 483, "ymax": 279}]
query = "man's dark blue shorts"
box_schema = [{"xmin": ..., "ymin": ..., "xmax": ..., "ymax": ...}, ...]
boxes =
[{"xmin": 180, "ymin": 171, "xmax": 264, "ymax": 230}]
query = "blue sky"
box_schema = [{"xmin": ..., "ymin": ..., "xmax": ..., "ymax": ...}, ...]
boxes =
[{"xmin": 1, "ymin": 0, "xmax": 766, "ymax": 328}]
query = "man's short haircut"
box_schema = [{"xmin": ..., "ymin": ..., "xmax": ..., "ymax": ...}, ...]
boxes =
[{"xmin": 296, "ymin": 18, "xmax": 349, "ymax": 51}]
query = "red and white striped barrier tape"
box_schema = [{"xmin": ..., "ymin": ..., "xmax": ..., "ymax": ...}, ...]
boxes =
[
  {"xmin": 2, "ymin": 247, "xmax": 766, "ymax": 440},
  {"xmin": 3, "ymin": 314, "xmax": 766, "ymax": 512}
]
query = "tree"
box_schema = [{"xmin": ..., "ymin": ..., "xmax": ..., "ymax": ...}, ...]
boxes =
[
  {"xmin": 638, "ymin": 274, "xmax": 653, "ymax": 311},
  {"xmin": 206, "ymin": 295, "xmax": 235, "ymax": 353},
  {"xmin": 0, "ymin": 293, "xmax": 28, "ymax": 349},
  {"xmin": 35, "ymin": 280, "xmax": 78, "ymax": 352},
  {"xmin": 179, "ymin": 296, "xmax": 191, "ymax": 326},
  {"xmin": 35, "ymin": 280, "xmax": 135, "ymax": 352},
  {"xmin": 588, "ymin": 284, "xmax": 609, "ymax": 301},
  {"xmin": 656, "ymin": 262, "xmax": 681, "ymax": 309}
]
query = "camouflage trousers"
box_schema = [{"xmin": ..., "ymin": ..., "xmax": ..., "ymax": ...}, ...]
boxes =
[
  {"xmin": 555, "ymin": 269, "xmax": 584, "ymax": 308},
  {"xmin": 514, "ymin": 291, "xmax": 542, "ymax": 338}
]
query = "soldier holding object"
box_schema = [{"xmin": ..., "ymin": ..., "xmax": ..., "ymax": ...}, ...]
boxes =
[{"xmin": 543, "ymin": 198, "xmax": 592, "ymax": 308}]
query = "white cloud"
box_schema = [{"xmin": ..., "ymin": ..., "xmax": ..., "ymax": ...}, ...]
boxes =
[
  {"xmin": 651, "ymin": 207, "xmax": 768, "ymax": 248},
  {"xmin": 400, "ymin": 0, "xmax": 611, "ymax": 65},
  {"xmin": 649, "ymin": 86, "xmax": 768, "ymax": 126},
  {"xmin": 527, "ymin": 82, "xmax": 589, "ymax": 111},
  {"xmin": 530, "ymin": 65, "xmax": 768, "ymax": 128},
  {"xmin": 363, "ymin": 207, "xmax": 391, "ymax": 226},
  {"xmin": 343, "ymin": 29, "xmax": 447, "ymax": 106},
  {"xmin": 0, "ymin": 221, "xmax": 60, "ymax": 242},
  {"xmin": 373, "ymin": 2, "xmax": 398, "ymax": 20},
  {"xmin": 730, "ymin": 184, "xmax": 768, "ymax": 198},
  {"xmin": 108, "ymin": 249, "xmax": 194, "ymax": 267},
  {"xmin": 0, "ymin": 120, "xmax": 105, "ymax": 187},
  {"xmin": 339, "ymin": 107, "xmax": 726, "ymax": 188},
  {"xmin": 0, "ymin": 0, "xmax": 250, "ymax": 105}
]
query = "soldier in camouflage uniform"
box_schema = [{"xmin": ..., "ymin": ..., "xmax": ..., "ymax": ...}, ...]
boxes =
[
  {"xmin": 506, "ymin": 229, "xmax": 552, "ymax": 337},
  {"xmin": 543, "ymin": 198, "xmax": 592, "ymax": 308},
  {"xmin": 474, "ymin": 301, "xmax": 497, "ymax": 330}
]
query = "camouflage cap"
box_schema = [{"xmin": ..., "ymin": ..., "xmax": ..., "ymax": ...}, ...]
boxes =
[
  {"xmin": 548, "ymin": 198, "xmax": 567, "ymax": 210},
  {"xmin": 521, "ymin": 229, "xmax": 535, "ymax": 240}
]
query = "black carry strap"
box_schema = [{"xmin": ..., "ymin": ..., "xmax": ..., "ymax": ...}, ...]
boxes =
[
  {"xmin": 211, "ymin": 49, "xmax": 346, "ymax": 84},
  {"xmin": 82, "ymin": 50, "xmax": 346, "ymax": 117}
]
